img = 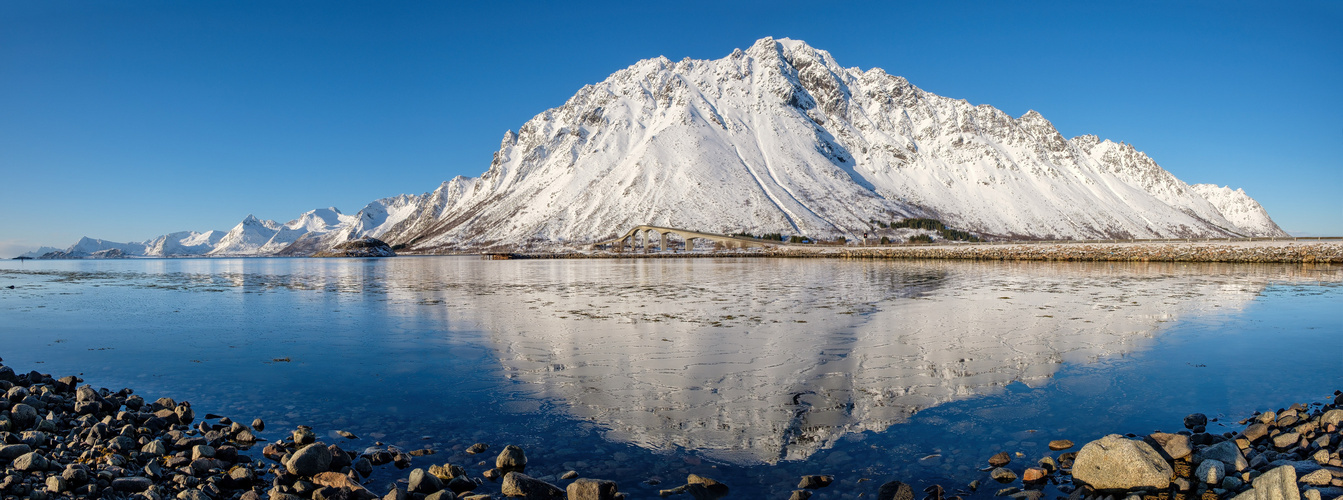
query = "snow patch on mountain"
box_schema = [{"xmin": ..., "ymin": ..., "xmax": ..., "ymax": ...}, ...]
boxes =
[
  {"xmin": 38, "ymin": 37, "xmax": 1288, "ymax": 256},
  {"xmin": 1188, "ymin": 184, "xmax": 1287, "ymax": 237}
]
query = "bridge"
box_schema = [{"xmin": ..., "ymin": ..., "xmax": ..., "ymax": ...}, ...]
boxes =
[{"xmin": 590, "ymin": 225, "xmax": 786, "ymax": 253}]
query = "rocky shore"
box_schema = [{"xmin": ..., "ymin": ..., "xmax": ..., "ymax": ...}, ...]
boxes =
[{"xmin": 1, "ymin": 359, "xmax": 1339, "ymax": 500}]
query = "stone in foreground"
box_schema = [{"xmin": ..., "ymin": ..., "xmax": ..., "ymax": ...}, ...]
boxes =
[
  {"xmin": 500, "ymin": 472, "xmax": 563, "ymax": 499},
  {"xmin": 1071, "ymin": 434, "xmax": 1173, "ymax": 491},
  {"xmin": 566, "ymin": 478, "xmax": 618, "ymax": 500}
]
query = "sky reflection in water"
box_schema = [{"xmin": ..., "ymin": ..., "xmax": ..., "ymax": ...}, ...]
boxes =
[{"xmin": 0, "ymin": 257, "xmax": 1339, "ymax": 497}]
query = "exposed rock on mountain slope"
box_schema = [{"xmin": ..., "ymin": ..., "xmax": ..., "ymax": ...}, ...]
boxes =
[
  {"xmin": 381, "ymin": 37, "xmax": 1286, "ymax": 251},
  {"xmin": 42, "ymin": 37, "xmax": 1287, "ymax": 257},
  {"xmin": 1187, "ymin": 184, "xmax": 1286, "ymax": 237}
]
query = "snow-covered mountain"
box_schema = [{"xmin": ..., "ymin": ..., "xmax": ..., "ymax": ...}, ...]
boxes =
[
  {"xmin": 368, "ymin": 36, "xmax": 1286, "ymax": 250},
  {"xmin": 1187, "ymin": 184, "xmax": 1285, "ymax": 237},
  {"xmin": 40, "ymin": 37, "xmax": 1287, "ymax": 257},
  {"xmin": 16, "ymin": 246, "xmax": 62, "ymax": 259}
]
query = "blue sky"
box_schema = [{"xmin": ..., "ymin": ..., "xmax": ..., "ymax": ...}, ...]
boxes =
[{"xmin": 1, "ymin": 1, "xmax": 1339, "ymax": 256}]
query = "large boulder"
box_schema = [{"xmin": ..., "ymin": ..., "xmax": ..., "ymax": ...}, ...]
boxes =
[
  {"xmin": 1229, "ymin": 465, "xmax": 1299, "ymax": 500},
  {"xmin": 1072, "ymin": 434, "xmax": 1173, "ymax": 491},
  {"xmin": 287, "ymin": 442, "xmax": 334, "ymax": 477}
]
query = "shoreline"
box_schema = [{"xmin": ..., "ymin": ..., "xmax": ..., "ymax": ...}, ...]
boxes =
[
  {"xmin": 1, "ymin": 361, "xmax": 1339, "ymax": 500},
  {"xmin": 12, "ymin": 241, "xmax": 1343, "ymax": 265},
  {"xmin": 482, "ymin": 241, "xmax": 1343, "ymax": 264}
]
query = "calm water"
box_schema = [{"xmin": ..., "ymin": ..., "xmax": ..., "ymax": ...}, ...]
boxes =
[{"xmin": 1, "ymin": 257, "xmax": 1340, "ymax": 498}]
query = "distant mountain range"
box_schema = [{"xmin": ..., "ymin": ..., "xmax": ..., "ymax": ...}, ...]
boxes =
[{"xmin": 34, "ymin": 37, "xmax": 1286, "ymax": 258}]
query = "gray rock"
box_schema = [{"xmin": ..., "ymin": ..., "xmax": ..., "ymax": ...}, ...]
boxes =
[
  {"xmin": 1072, "ymin": 434, "xmax": 1173, "ymax": 491},
  {"xmin": 1271, "ymin": 432, "xmax": 1299, "ymax": 449},
  {"xmin": 566, "ymin": 478, "xmax": 618, "ymax": 500},
  {"xmin": 9, "ymin": 403, "xmax": 37, "ymax": 429},
  {"xmin": 1266, "ymin": 459, "xmax": 1322, "ymax": 474},
  {"xmin": 174, "ymin": 404, "xmax": 194, "ymax": 424},
  {"xmin": 1245, "ymin": 423, "xmax": 1270, "ymax": 442},
  {"xmin": 287, "ymin": 442, "xmax": 334, "ymax": 477},
  {"xmin": 141, "ymin": 439, "xmax": 167, "ymax": 455},
  {"xmin": 1196, "ymin": 459, "xmax": 1226, "ymax": 485},
  {"xmin": 1298, "ymin": 469, "xmax": 1332, "ymax": 486},
  {"xmin": 1201, "ymin": 440, "xmax": 1250, "ymax": 472},
  {"xmin": 496, "ymin": 445, "xmax": 527, "ymax": 473},
  {"xmin": 62, "ymin": 465, "xmax": 88, "ymax": 485},
  {"xmin": 177, "ymin": 490, "xmax": 210, "ymax": 500},
  {"xmin": 112, "ymin": 477, "xmax": 153, "ymax": 492},
  {"xmin": 423, "ymin": 491, "xmax": 455, "ymax": 500},
  {"xmin": 1222, "ymin": 476, "xmax": 1243, "ymax": 491},
  {"xmin": 108, "ymin": 435, "xmax": 135, "ymax": 451},
  {"xmin": 1185, "ymin": 413, "xmax": 1209, "ymax": 429},
  {"xmin": 410, "ymin": 468, "xmax": 445, "ymax": 494},
  {"xmin": 252, "ymin": 418, "xmax": 265, "ymax": 431},
  {"xmin": 1302, "ymin": 489, "xmax": 1321, "ymax": 500},
  {"xmin": 1241, "ymin": 465, "xmax": 1299, "ymax": 500},
  {"xmin": 991, "ymin": 468, "xmax": 1018, "ymax": 483},
  {"xmin": 0, "ymin": 443, "xmax": 31, "ymax": 459},
  {"xmin": 44, "ymin": 476, "xmax": 66, "ymax": 493},
  {"xmin": 501, "ymin": 472, "xmax": 564, "ymax": 499},
  {"xmin": 352, "ymin": 457, "xmax": 373, "ymax": 477},
  {"xmin": 1149, "ymin": 432, "xmax": 1193, "ymax": 460},
  {"xmin": 13, "ymin": 451, "xmax": 49, "ymax": 471},
  {"xmin": 1321, "ymin": 409, "xmax": 1343, "ymax": 427},
  {"xmin": 293, "ymin": 426, "xmax": 316, "ymax": 445},
  {"xmin": 877, "ymin": 481, "xmax": 914, "ymax": 500}
]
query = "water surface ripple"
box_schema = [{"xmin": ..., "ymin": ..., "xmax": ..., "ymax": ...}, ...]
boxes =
[{"xmin": 1, "ymin": 257, "xmax": 1339, "ymax": 498}]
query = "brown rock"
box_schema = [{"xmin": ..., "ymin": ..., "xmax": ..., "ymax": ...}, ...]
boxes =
[
  {"xmin": 566, "ymin": 478, "xmax": 618, "ymax": 500},
  {"xmin": 989, "ymin": 452, "xmax": 1012, "ymax": 467},
  {"xmin": 1023, "ymin": 467, "xmax": 1048, "ymax": 482},
  {"xmin": 1048, "ymin": 440, "xmax": 1074, "ymax": 451}
]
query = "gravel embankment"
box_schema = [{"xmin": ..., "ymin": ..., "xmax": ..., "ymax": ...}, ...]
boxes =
[{"xmin": 504, "ymin": 241, "xmax": 1343, "ymax": 263}]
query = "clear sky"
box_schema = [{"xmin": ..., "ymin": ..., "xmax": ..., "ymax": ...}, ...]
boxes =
[{"xmin": 2, "ymin": 1, "xmax": 1339, "ymax": 257}]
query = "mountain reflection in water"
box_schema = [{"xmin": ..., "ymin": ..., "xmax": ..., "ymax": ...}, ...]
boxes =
[
  {"xmin": 1, "ymin": 258, "xmax": 1334, "ymax": 471},
  {"xmin": 422, "ymin": 260, "xmax": 1286, "ymax": 464}
]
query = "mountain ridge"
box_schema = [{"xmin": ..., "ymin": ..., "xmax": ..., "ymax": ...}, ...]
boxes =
[{"xmin": 35, "ymin": 37, "xmax": 1287, "ymax": 258}]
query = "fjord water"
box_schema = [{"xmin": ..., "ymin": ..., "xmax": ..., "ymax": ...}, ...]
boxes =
[{"xmin": 1, "ymin": 257, "xmax": 1339, "ymax": 497}]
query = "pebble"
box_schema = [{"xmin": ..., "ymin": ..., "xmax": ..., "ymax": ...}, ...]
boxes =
[{"xmin": 1048, "ymin": 440, "xmax": 1074, "ymax": 451}]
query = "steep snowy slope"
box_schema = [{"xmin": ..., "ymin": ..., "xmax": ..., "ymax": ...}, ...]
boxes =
[
  {"xmin": 42, "ymin": 37, "xmax": 1288, "ymax": 256},
  {"xmin": 383, "ymin": 37, "xmax": 1284, "ymax": 251},
  {"xmin": 145, "ymin": 231, "xmax": 225, "ymax": 256},
  {"xmin": 1188, "ymin": 184, "xmax": 1287, "ymax": 237}
]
